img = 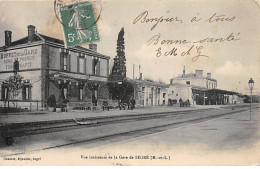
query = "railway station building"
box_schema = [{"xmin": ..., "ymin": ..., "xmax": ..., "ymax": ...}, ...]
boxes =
[
  {"xmin": 132, "ymin": 75, "xmax": 169, "ymax": 107},
  {"xmin": 0, "ymin": 25, "xmax": 110, "ymax": 110},
  {"xmin": 168, "ymin": 67, "xmax": 242, "ymax": 105}
]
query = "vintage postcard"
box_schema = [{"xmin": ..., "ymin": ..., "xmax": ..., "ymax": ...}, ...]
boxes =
[{"xmin": 0, "ymin": 0, "xmax": 260, "ymax": 166}]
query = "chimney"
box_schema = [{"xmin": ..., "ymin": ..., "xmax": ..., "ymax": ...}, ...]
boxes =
[
  {"xmin": 207, "ymin": 73, "xmax": 211, "ymax": 78},
  {"xmin": 4, "ymin": 30, "xmax": 12, "ymax": 47},
  {"xmin": 27, "ymin": 25, "xmax": 36, "ymax": 43},
  {"xmin": 139, "ymin": 73, "xmax": 143, "ymax": 80},
  {"xmin": 89, "ymin": 43, "xmax": 97, "ymax": 52},
  {"xmin": 195, "ymin": 70, "xmax": 203, "ymax": 76}
]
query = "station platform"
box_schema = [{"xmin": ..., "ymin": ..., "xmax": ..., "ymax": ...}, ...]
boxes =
[{"xmin": 0, "ymin": 104, "xmax": 250, "ymax": 124}]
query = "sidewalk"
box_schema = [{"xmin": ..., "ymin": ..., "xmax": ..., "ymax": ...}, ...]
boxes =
[{"xmin": 0, "ymin": 104, "xmax": 238, "ymax": 124}]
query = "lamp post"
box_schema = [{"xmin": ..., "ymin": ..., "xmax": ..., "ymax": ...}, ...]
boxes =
[{"xmin": 248, "ymin": 78, "xmax": 254, "ymax": 121}]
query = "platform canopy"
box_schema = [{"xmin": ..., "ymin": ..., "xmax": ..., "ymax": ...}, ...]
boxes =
[{"xmin": 207, "ymin": 89, "xmax": 239, "ymax": 95}]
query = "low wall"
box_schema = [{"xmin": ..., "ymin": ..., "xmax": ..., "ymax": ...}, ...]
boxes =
[{"xmin": 0, "ymin": 100, "xmax": 42, "ymax": 112}]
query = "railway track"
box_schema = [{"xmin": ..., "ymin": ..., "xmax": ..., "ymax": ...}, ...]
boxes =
[
  {"xmin": 0, "ymin": 104, "xmax": 258, "ymax": 148},
  {"xmin": 1, "ymin": 104, "xmax": 258, "ymax": 157},
  {"xmin": 0, "ymin": 104, "xmax": 259, "ymax": 157},
  {"xmin": 1, "ymin": 107, "xmax": 216, "ymax": 138},
  {"xmin": 42, "ymin": 106, "xmax": 253, "ymax": 151}
]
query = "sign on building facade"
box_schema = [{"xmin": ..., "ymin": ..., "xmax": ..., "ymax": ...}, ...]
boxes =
[{"xmin": 0, "ymin": 46, "xmax": 41, "ymax": 72}]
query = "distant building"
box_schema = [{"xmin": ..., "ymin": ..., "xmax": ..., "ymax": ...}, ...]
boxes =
[
  {"xmin": 135, "ymin": 79, "xmax": 168, "ymax": 107},
  {"xmin": 126, "ymin": 73, "xmax": 168, "ymax": 107},
  {"xmin": 168, "ymin": 67, "xmax": 240, "ymax": 105},
  {"xmin": 170, "ymin": 67, "xmax": 217, "ymax": 89},
  {"xmin": 0, "ymin": 25, "xmax": 110, "ymax": 110},
  {"xmin": 168, "ymin": 83, "xmax": 193, "ymax": 103}
]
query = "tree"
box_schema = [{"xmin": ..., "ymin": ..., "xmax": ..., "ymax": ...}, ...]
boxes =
[
  {"xmin": 108, "ymin": 28, "xmax": 134, "ymax": 102},
  {"xmin": 110, "ymin": 28, "xmax": 126, "ymax": 81},
  {"xmin": 7, "ymin": 73, "xmax": 24, "ymax": 100}
]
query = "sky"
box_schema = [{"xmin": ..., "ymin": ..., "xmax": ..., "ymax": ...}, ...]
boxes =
[{"xmin": 0, "ymin": 0, "xmax": 259, "ymax": 94}]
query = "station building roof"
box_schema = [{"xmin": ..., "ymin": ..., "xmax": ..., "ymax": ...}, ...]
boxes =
[
  {"xmin": 115, "ymin": 77, "xmax": 169, "ymax": 88},
  {"xmin": 171, "ymin": 73, "xmax": 217, "ymax": 82},
  {"xmin": 0, "ymin": 31, "xmax": 109, "ymax": 59}
]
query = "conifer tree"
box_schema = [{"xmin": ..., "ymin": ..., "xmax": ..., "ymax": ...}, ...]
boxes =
[
  {"xmin": 108, "ymin": 28, "xmax": 134, "ymax": 101},
  {"xmin": 110, "ymin": 28, "xmax": 126, "ymax": 80}
]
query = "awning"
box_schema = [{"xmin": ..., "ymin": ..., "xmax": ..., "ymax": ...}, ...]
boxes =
[
  {"xmin": 49, "ymin": 72, "xmax": 90, "ymax": 82},
  {"xmin": 191, "ymin": 87, "xmax": 240, "ymax": 95},
  {"xmin": 207, "ymin": 89, "xmax": 239, "ymax": 95},
  {"xmin": 192, "ymin": 86, "xmax": 207, "ymax": 92},
  {"xmin": 49, "ymin": 72, "xmax": 107, "ymax": 90}
]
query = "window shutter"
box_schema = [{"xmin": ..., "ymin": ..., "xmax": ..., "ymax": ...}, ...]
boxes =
[
  {"xmin": 6, "ymin": 87, "xmax": 9, "ymax": 100},
  {"xmin": 67, "ymin": 53, "xmax": 71, "ymax": 71},
  {"xmin": 22, "ymin": 86, "xmax": 25, "ymax": 100},
  {"xmin": 1, "ymin": 85, "xmax": 4, "ymax": 100},
  {"xmin": 107, "ymin": 60, "xmax": 109, "ymax": 77},
  {"xmin": 97, "ymin": 60, "xmax": 100, "ymax": 75},
  {"xmin": 92, "ymin": 59, "xmax": 96, "ymax": 75},
  {"xmin": 84, "ymin": 58, "xmax": 87, "ymax": 74},
  {"xmin": 29, "ymin": 86, "xmax": 32, "ymax": 100},
  {"xmin": 77, "ymin": 55, "xmax": 79, "ymax": 73},
  {"xmin": 83, "ymin": 85, "xmax": 87, "ymax": 100},
  {"xmin": 77, "ymin": 87, "xmax": 80, "ymax": 100},
  {"xmin": 60, "ymin": 51, "xmax": 64, "ymax": 70}
]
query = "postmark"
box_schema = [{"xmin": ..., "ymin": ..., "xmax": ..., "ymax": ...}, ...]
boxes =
[
  {"xmin": 56, "ymin": 0, "xmax": 101, "ymax": 47},
  {"xmin": 54, "ymin": 0, "xmax": 102, "ymax": 30}
]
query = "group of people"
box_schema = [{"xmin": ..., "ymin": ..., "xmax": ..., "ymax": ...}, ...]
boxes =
[
  {"xmin": 179, "ymin": 98, "xmax": 190, "ymax": 107},
  {"xmin": 100, "ymin": 98, "xmax": 136, "ymax": 111},
  {"xmin": 118, "ymin": 98, "xmax": 136, "ymax": 110}
]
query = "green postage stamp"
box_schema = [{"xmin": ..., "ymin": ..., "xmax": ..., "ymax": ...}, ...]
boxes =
[{"xmin": 60, "ymin": 1, "xmax": 100, "ymax": 47}]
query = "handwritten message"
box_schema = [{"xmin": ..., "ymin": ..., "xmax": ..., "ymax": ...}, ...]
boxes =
[{"xmin": 133, "ymin": 11, "xmax": 240, "ymax": 62}]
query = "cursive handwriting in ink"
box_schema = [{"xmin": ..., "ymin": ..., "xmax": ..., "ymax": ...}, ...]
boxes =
[
  {"xmin": 147, "ymin": 33, "xmax": 191, "ymax": 46},
  {"xmin": 193, "ymin": 32, "xmax": 240, "ymax": 44},
  {"xmin": 133, "ymin": 11, "xmax": 182, "ymax": 30},
  {"xmin": 156, "ymin": 47, "xmax": 178, "ymax": 57},
  {"xmin": 181, "ymin": 45, "xmax": 209, "ymax": 62},
  {"xmin": 181, "ymin": 45, "xmax": 194, "ymax": 57},
  {"xmin": 192, "ymin": 46, "xmax": 209, "ymax": 62},
  {"xmin": 205, "ymin": 13, "xmax": 235, "ymax": 23}
]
